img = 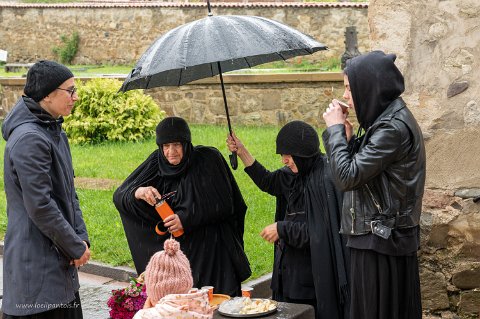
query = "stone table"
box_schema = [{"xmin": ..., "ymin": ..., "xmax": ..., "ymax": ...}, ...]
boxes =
[{"xmin": 214, "ymin": 302, "xmax": 315, "ymax": 319}]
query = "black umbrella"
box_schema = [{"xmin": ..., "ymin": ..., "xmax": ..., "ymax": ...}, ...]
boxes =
[{"xmin": 120, "ymin": 1, "xmax": 327, "ymax": 169}]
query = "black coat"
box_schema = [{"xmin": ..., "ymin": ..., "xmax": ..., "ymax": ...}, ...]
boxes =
[
  {"xmin": 323, "ymin": 51, "xmax": 425, "ymax": 255},
  {"xmin": 245, "ymin": 157, "xmax": 349, "ymax": 319},
  {"xmin": 245, "ymin": 161, "xmax": 315, "ymax": 300},
  {"xmin": 1, "ymin": 97, "xmax": 89, "ymax": 316},
  {"xmin": 113, "ymin": 146, "xmax": 250, "ymax": 296}
]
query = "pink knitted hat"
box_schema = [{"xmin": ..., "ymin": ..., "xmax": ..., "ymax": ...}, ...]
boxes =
[{"xmin": 144, "ymin": 239, "xmax": 193, "ymax": 304}]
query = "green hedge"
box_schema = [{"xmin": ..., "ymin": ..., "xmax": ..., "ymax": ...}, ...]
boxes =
[{"xmin": 64, "ymin": 78, "xmax": 165, "ymax": 144}]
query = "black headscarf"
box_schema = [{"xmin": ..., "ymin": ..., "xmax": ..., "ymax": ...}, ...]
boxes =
[
  {"xmin": 292, "ymin": 154, "xmax": 320, "ymax": 176},
  {"xmin": 276, "ymin": 121, "xmax": 321, "ymax": 176},
  {"xmin": 157, "ymin": 143, "xmax": 192, "ymax": 177},
  {"xmin": 345, "ymin": 50, "xmax": 405, "ymax": 130},
  {"xmin": 276, "ymin": 121, "xmax": 320, "ymax": 158},
  {"xmin": 155, "ymin": 117, "xmax": 193, "ymax": 177}
]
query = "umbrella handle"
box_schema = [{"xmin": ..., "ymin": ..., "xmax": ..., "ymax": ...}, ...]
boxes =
[{"xmin": 229, "ymin": 152, "xmax": 238, "ymax": 170}]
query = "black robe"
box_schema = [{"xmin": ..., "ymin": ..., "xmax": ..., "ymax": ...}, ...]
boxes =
[
  {"xmin": 245, "ymin": 162, "xmax": 314, "ymax": 302},
  {"xmin": 245, "ymin": 156, "xmax": 349, "ymax": 319},
  {"xmin": 113, "ymin": 145, "xmax": 251, "ymax": 296}
]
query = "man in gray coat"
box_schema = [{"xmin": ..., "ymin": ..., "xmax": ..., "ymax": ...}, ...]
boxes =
[{"xmin": 2, "ymin": 60, "xmax": 90, "ymax": 318}]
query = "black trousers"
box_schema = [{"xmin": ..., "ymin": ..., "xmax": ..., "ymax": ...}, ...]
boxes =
[
  {"xmin": 349, "ymin": 248, "xmax": 422, "ymax": 319},
  {"xmin": 3, "ymin": 292, "xmax": 83, "ymax": 319}
]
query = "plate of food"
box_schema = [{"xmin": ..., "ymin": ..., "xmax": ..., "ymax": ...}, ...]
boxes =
[
  {"xmin": 217, "ymin": 297, "xmax": 277, "ymax": 317},
  {"xmin": 210, "ymin": 294, "xmax": 231, "ymax": 307}
]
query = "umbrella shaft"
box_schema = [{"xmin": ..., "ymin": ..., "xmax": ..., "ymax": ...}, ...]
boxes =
[{"xmin": 217, "ymin": 62, "xmax": 233, "ymax": 136}]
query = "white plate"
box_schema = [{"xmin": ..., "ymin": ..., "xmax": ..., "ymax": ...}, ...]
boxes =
[{"xmin": 217, "ymin": 299, "xmax": 277, "ymax": 318}]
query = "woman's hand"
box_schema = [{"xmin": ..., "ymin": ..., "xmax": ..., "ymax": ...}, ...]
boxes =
[
  {"xmin": 260, "ymin": 223, "xmax": 279, "ymax": 243},
  {"xmin": 163, "ymin": 214, "xmax": 184, "ymax": 234},
  {"xmin": 226, "ymin": 132, "xmax": 255, "ymax": 167},
  {"xmin": 226, "ymin": 132, "xmax": 245, "ymax": 155},
  {"xmin": 345, "ymin": 118, "xmax": 354, "ymax": 142},
  {"xmin": 323, "ymin": 100, "xmax": 348, "ymax": 127},
  {"xmin": 135, "ymin": 186, "xmax": 162, "ymax": 206}
]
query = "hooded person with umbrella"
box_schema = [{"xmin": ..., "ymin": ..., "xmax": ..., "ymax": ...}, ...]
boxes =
[
  {"xmin": 227, "ymin": 121, "xmax": 350, "ymax": 319},
  {"xmin": 113, "ymin": 117, "xmax": 251, "ymax": 297}
]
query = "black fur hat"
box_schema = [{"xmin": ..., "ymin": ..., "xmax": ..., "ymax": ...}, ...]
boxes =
[
  {"xmin": 155, "ymin": 117, "xmax": 191, "ymax": 147},
  {"xmin": 276, "ymin": 120, "xmax": 320, "ymax": 157}
]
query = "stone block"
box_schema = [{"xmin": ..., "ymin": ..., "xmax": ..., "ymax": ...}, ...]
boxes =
[
  {"xmin": 448, "ymin": 213, "xmax": 480, "ymax": 259},
  {"xmin": 458, "ymin": 290, "xmax": 480, "ymax": 317},
  {"xmin": 427, "ymin": 224, "xmax": 450, "ymax": 249},
  {"xmin": 455, "ymin": 189, "xmax": 480, "ymax": 199},
  {"xmin": 423, "ymin": 189, "xmax": 455, "ymax": 209},
  {"xmin": 452, "ymin": 263, "xmax": 480, "ymax": 290},
  {"xmin": 420, "ymin": 269, "xmax": 450, "ymax": 311},
  {"xmin": 447, "ymin": 81, "xmax": 469, "ymax": 98}
]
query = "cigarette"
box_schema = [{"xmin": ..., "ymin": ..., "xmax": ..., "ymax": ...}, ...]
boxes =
[{"xmin": 336, "ymin": 100, "xmax": 350, "ymax": 110}]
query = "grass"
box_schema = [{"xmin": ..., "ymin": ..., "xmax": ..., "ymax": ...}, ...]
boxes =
[
  {"xmin": 0, "ymin": 124, "xmax": 325, "ymax": 280},
  {"xmin": 250, "ymin": 57, "xmax": 341, "ymax": 72},
  {"xmin": 0, "ymin": 65, "xmax": 134, "ymax": 78},
  {"xmin": 0, "ymin": 57, "xmax": 341, "ymax": 78}
]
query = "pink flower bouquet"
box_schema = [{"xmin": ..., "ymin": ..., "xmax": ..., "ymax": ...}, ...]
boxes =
[{"xmin": 107, "ymin": 276, "xmax": 147, "ymax": 319}]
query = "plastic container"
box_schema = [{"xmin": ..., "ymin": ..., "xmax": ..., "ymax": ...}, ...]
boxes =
[
  {"xmin": 154, "ymin": 199, "xmax": 184, "ymax": 237},
  {"xmin": 241, "ymin": 286, "xmax": 253, "ymax": 298},
  {"xmin": 201, "ymin": 286, "xmax": 214, "ymax": 301}
]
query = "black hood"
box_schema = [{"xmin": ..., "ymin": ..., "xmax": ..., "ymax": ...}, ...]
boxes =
[
  {"xmin": 345, "ymin": 50, "xmax": 405, "ymax": 129},
  {"xmin": 2, "ymin": 96, "xmax": 60, "ymax": 141}
]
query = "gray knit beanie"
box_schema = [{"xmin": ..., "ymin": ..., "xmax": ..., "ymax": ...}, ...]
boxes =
[{"xmin": 24, "ymin": 60, "xmax": 74, "ymax": 102}]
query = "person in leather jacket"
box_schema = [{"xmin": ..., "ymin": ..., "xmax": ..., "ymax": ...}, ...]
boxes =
[{"xmin": 322, "ymin": 51, "xmax": 426, "ymax": 319}]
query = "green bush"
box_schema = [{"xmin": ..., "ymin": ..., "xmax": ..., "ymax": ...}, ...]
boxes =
[
  {"xmin": 52, "ymin": 32, "xmax": 80, "ymax": 65},
  {"xmin": 64, "ymin": 78, "xmax": 165, "ymax": 144}
]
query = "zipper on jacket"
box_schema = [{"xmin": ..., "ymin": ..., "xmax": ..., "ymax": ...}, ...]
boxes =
[
  {"xmin": 365, "ymin": 184, "xmax": 383, "ymax": 214},
  {"xmin": 350, "ymin": 191, "xmax": 355, "ymax": 234}
]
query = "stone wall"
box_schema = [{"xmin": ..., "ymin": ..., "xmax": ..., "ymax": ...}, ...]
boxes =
[
  {"xmin": 0, "ymin": 73, "xmax": 348, "ymax": 127},
  {"xmin": 421, "ymin": 190, "xmax": 480, "ymax": 319},
  {"xmin": 0, "ymin": 2, "xmax": 369, "ymax": 65},
  {"xmin": 369, "ymin": 0, "xmax": 480, "ymax": 318}
]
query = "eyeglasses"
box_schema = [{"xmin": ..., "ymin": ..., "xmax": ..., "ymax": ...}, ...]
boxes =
[{"xmin": 56, "ymin": 87, "xmax": 77, "ymax": 97}]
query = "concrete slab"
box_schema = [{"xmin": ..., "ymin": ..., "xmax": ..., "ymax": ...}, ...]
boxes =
[
  {"xmin": 79, "ymin": 270, "xmax": 130, "ymax": 319},
  {"xmin": 80, "ymin": 260, "xmax": 137, "ymax": 283},
  {"xmin": 80, "ymin": 281, "xmax": 124, "ymax": 319},
  {"xmin": 78, "ymin": 271, "xmax": 117, "ymax": 286}
]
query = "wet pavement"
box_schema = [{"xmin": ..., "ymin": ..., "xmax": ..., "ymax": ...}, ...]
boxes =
[
  {"xmin": 0, "ymin": 256, "xmax": 130, "ymax": 319},
  {"xmin": 78, "ymin": 272, "xmax": 129, "ymax": 319},
  {"xmin": 0, "ymin": 254, "xmax": 272, "ymax": 319}
]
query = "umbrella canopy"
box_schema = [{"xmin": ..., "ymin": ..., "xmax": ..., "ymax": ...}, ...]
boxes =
[
  {"xmin": 120, "ymin": 9, "xmax": 327, "ymax": 169},
  {"xmin": 120, "ymin": 15, "xmax": 326, "ymax": 91}
]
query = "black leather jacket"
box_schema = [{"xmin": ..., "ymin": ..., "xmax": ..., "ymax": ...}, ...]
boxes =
[{"xmin": 322, "ymin": 98, "xmax": 426, "ymax": 237}]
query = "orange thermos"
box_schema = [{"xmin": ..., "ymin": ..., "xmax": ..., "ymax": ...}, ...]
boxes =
[{"xmin": 154, "ymin": 196, "xmax": 184, "ymax": 238}]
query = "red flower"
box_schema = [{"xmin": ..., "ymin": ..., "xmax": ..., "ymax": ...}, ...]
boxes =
[{"xmin": 107, "ymin": 277, "xmax": 147, "ymax": 319}]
